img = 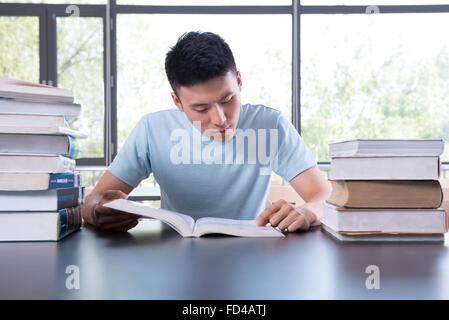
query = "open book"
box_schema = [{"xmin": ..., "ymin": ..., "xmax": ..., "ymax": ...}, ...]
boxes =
[{"xmin": 104, "ymin": 199, "xmax": 284, "ymax": 238}]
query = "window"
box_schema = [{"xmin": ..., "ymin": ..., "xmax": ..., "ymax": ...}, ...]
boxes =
[
  {"xmin": 116, "ymin": 0, "xmax": 291, "ymax": 5},
  {"xmin": 116, "ymin": 13, "xmax": 291, "ymax": 149},
  {"xmin": 301, "ymin": 13, "xmax": 449, "ymax": 162},
  {"xmin": 0, "ymin": 16, "xmax": 39, "ymax": 83},
  {"xmin": 57, "ymin": 16, "xmax": 105, "ymax": 159}
]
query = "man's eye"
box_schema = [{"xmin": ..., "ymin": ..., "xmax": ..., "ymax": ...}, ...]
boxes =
[
  {"xmin": 221, "ymin": 97, "xmax": 233, "ymax": 104},
  {"xmin": 197, "ymin": 109, "xmax": 208, "ymax": 113}
]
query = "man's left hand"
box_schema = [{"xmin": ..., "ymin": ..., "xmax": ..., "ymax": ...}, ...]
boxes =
[{"xmin": 255, "ymin": 199, "xmax": 317, "ymax": 232}]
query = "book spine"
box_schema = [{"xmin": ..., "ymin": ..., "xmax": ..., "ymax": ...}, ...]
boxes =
[
  {"xmin": 55, "ymin": 187, "xmax": 81, "ymax": 210},
  {"xmin": 57, "ymin": 205, "xmax": 82, "ymax": 240},
  {"xmin": 48, "ymin": 173, "xmax": 82, "ymax": 189},
  {"xmin": 56, "ymin": 156, "xmax": 76, "ymax": 173},
  {"xmin": 67, "ymin": 135, "xmax": 80, "ymax": 158}
]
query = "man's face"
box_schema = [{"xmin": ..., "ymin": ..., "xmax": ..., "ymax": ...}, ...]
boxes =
[{"xmin": 171, "ymin": 70, "xmax": 242, "ymax": 142}]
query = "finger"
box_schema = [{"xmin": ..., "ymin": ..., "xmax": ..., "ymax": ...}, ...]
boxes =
[
  {"xmin": 278, "ymin": 211, "xmax": 301, "ymax": 231},
  {"xmin": 287, "ymin": 216, "xmax": 307, "ymax": 232},
  {"xmin": 102, "ymin": 190, "xmax": 129, "ymax": 202},
  {"xmin": 100, "ymin": 218, "xmax": 139, "ymax": 231},
  {"xmin": 120, "ymin": 219, "xmax": 139, "ymax": 231},
  {"xmin": 268, "ymin": 204, "xmax": 292, "ymax": 227},
  {"xmin": 255, "ymin": 199, "xmax": 286, "ymax": 226}
]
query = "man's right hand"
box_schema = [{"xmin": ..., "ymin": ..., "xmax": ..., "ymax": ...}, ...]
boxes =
[{"xmin": 82, "ymin": 190, "xmax": 141, "ymax": 231}]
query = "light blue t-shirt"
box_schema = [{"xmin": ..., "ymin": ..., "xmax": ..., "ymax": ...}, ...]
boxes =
[{"xmin": 108, "ymin": 103, "xmax": 316, "ymax": 220}]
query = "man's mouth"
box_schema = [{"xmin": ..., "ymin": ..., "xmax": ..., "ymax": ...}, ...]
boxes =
[{"xmin": 218, "ymin": 126, "xmax": 231, "ymax": 136}]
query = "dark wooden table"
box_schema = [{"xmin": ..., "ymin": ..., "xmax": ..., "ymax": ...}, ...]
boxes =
[{"xmin": 1, "ymin": 219, "xmax": 448, "ymax": 299}]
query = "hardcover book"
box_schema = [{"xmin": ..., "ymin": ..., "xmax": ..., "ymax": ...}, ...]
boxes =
[
  {"xmin": 0, "ymin": 77, "xmax": 74, "ymax": 103},
  {"xmin": 328, "ymin": 156, "xmax": 440, "ymax": 180},
  {"xmin": 0, "ymin": 187, "xmax": 84, "ymax": 211},
  {"xmin": 0, "ymin": 98, "xmax": 81, "ymax": 120},
  {"xmin": 322, "ymin": 202, "xmax": 448, "ymax": 234},
  {"xmin": 0, "ymin": 133, "xmax": 81, "ymax": 158},
  {"xmin": 0, "ymin": 154, "xmax": 75, "ymax": 173},
  {"xmin": 0, "ymin": 172, "xmax": 82, "ymax": 191},
  {"xmin": 327, "ymin": 180, "xmax": 443, "ymax": 209},
  {"xmin": 0, "ymin": 205, "xmax": 82, "ymax": 241},
  {"xmin": 321, "ymin": 224, "xmax": 445, "ymax": 242},
  {"xmin": 329, "ymin": 139, "xmax": 444, "ymax": 157}
]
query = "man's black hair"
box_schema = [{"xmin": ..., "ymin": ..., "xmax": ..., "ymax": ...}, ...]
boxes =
[{"xmin": 165, "ymin": 31, "xmax": 237, "ymax": 95}]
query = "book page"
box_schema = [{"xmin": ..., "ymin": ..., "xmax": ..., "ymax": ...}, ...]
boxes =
[
  {"xmin": 194, "ymin": 217, "xmax": 284, "ymax": 237},
  {"xmin": 104, "ymin": 199, "xmax": 195, "ymax": 237},
  {"xmin": 195, "ymin": 217, "xmax": 259, "ymax": 228}
]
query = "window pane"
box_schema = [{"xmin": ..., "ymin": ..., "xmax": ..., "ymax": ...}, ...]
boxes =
[
  {"xmin": 0, "ymin": 16, "xmax": 39, "ymax": 83},
  {"xmin": 57, "ymin": 17, "xmax": 105, "ymax": 158},
  {"xmin": 117, "ymin": 0, "xmax": 291, "ymax": 5},
  {"xmin": 301, "ymin": 13, "xmax": 449, "ymax": 162},
  {"xmin": 300, "ymin": 1, "xmax": 449, "ymax": 4},
  {"xmin": 117, "ymin": 14, "xmax": 292, "ymax": 150}
]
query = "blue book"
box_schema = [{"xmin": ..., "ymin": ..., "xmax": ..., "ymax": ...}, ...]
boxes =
[
  {"xmin": 49, "ymin": 173, "xmax": 82, "ymax": 189},
  {"xmin": 0, "ymin": 206, "xmax": 82, "ymax": 241},
  {"xmin": 0, "ymin": 172, "xmax": 82, "ymax": 191}
]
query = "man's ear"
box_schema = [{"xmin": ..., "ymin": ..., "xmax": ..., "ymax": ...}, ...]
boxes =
[
  {"xmin": 171, "ymin": 92, "xmax": 184, "ymax": 112},
  {"xmin": 236, "ymin": 70, "xmax": 242, "ymax": 91}
]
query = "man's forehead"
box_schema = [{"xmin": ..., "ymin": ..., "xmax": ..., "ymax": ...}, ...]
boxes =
[{"xmin": 177, "ymin": 73, "xmax": 237, "ymax": 104}]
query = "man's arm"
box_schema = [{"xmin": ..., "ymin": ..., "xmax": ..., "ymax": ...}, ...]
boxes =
[
  {"xmin": 255, "ymin": 165, "xmax": 331, "ymax": 232},
  {"xmin": 81, "ymin": 170, "xmax": 141, "ymax": 231}
]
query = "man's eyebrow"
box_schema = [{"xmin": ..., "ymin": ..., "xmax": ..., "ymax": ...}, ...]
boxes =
[{"xmin": 189, "ymin": 92, "xmax": 233, "ymax": 109}]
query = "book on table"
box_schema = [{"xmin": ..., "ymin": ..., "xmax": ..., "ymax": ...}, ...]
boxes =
[
  {"xmin": 0, "ymin": 113, "xmax": 87, "ymax": 136},
  {"xmin": 329, "ymin": 138, "xmax": 444, "ymax": 157},
  {"xmin": 0, "ymin": 133, "xmax": 83, "ymax": 157},
  {"xmin": 0, "ymin": 205, "xmax": 82, "ymax": 242},
  {"xmin": 327, "ymin": 180, "xmax": 443, "ymax": 209},
  {"xmin": 0, "ymin": 172, "xmax": 82, "ymax": 191},
  {"xmin": 328, "ymin": 156, "xmax": 440, "ymax": 180},
  {"xmin": 0, "ymin": 77, "xmax": 74, "ymax": 103},
  {"xmin": 0, "ymin": 113, "xmax": 65, "ymax": 127},
  {"xmin": 104, "ymin": 199, "xmax": 285, "ymax": 238},
  {"xmin": 0, "ymin": 187, "xmax": 84, "ymax": 211},
  {"xmin": 321, "ymin": 224, "xmax": 445, "ymax": 242},
  {"xmin": 0, "ymin": 153, "xmax": 75, "ymax": 173},
  {"xmin": 322, "ymin": 202, "xmax": 448, "ymax": 234},
  {"xmin": 0, "ymin": 98, "xmax": 81, "ymax": 120}
]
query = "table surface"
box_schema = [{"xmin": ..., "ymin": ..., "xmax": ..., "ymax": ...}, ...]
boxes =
[{"xmin": 1, "ymin": 219, "xmax": 449, "ymax": 300}]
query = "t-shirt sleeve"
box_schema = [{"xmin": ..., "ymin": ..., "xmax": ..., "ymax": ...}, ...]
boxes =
[
  {"xmin": 273, "ymin": 114, "xmax": 317, "ymax": 182},
  {"xmin": 107, "ymin": 116, "xmax": 152, "ymax": 188}
]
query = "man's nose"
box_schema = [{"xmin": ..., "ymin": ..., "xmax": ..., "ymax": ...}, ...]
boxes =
[{"xmin": 210, "ymin": 103, "xmax": 227, "ymax": 126}]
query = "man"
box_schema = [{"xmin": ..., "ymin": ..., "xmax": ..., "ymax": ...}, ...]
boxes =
[{"xmin": 82, "ymin": 31, "xmax": 331, "ymax": 232}]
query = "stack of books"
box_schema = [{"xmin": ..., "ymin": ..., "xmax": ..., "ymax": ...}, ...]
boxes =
[
  {"xmin": 322, "ymin": 139, "xmax": 447, "ymax": 242},
  {"xmin": 0, "ymin": 77, "xmax": 85, "ymax": 241}
]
